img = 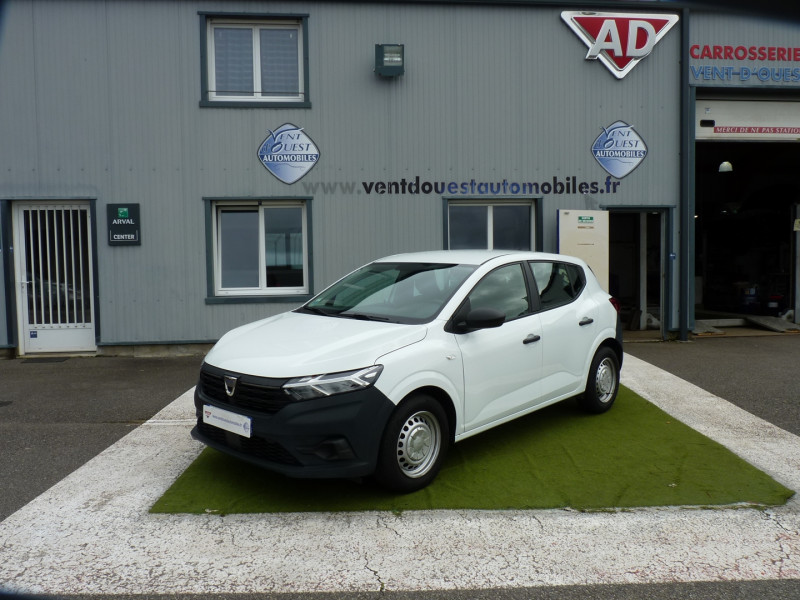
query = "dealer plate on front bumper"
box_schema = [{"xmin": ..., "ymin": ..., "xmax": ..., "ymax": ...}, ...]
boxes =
[{"xmin": 203, "ymin": 404, "xmax": 252, "ymax": 439}]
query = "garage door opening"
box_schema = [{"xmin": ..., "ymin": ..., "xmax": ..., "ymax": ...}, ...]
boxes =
[{"xmin": 695, "ymin": 140, "xmax": 799, "ymax": 319}]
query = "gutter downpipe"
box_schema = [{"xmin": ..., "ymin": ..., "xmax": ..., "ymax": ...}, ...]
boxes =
[{"xmin": 679, "ymin": 7, "xmax": 694, "ymax": 341}]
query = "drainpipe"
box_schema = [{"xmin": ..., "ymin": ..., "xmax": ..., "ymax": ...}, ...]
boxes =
[{"xmin": 678, "ymin": 7, "xmax": 694, "ymax": 341}]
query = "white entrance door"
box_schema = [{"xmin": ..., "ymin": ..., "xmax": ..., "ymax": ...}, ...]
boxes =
[{"xmin": 13, "ymin": 203, "xmax": 96, "ymax": 354}]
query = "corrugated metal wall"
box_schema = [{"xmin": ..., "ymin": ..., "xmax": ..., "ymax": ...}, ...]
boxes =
[{"xmin": 0, "ymin": 0, "xmax": 683, "ymax": 346}]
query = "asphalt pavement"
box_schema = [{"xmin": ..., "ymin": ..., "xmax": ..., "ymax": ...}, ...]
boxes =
[
  {"xmin": 624, "ymin": 333, "xmax": 800, "ymax": 437},
  {"xmin": 0, "ymin": 333, "xmax": 798, "ymax": 599},
  {"xmin": 0, "ymin": 354, "xmax": 203, "ymax": 522}
]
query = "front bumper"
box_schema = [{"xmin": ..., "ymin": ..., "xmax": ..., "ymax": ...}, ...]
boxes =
[{"xmin": 191, "ymin": 363, "xmax": 396, "ymax": 479}]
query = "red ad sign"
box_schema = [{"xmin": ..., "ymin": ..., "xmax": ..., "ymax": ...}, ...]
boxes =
[{"xmin": 562, "ymin": 12, "xmax": 679, "ymax": 79}]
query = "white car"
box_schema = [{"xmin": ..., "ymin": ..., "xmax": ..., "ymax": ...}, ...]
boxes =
[{"xmin": 193, "ymin": 250, "xmax": 623, "ymax": 492}]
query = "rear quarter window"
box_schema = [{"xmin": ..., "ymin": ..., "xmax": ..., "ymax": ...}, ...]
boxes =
[{"xmin": 530, "ymin": 261, "xmax": 586, "ymax": 311}]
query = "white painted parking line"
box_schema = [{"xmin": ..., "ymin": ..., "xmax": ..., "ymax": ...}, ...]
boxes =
[{"xmin": 0, "ymin": 355, "xmax": 798, "ymax": 595}]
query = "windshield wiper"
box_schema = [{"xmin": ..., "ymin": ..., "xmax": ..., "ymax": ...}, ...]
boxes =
[
  {"xmin": 297, "ymin": 306, "xmax": 338, "ymax": 317},
  {"xmin": 341, "ymin": 312, "xmax": 393, "ymax": 322}
]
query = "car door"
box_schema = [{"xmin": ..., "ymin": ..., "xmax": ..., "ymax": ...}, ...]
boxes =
[
  {"xmin": 454, "ymin": 262, "xmax": 544, "ymax": 434},
  {"xmin": 529, "ymin": 261, "xmax": 600, "ymax": 403}
]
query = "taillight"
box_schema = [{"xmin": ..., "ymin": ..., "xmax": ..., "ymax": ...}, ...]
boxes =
[{"xmin": 609, "ymin": 297, "xmax": 621, "ymax": 313}]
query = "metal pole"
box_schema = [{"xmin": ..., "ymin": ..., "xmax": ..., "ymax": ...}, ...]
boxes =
[
  {"xmin": 794, "ymin": 204, "xmax": 800, "ymax": 324},
  {"xmin": 678, "ymin": 8, "xmax": 695, "ymax": 340}
]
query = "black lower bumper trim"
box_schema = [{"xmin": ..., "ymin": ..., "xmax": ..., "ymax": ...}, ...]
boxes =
[{"xmin": 192, "ymin": 381, "xmax": 396, "ymax": 480}]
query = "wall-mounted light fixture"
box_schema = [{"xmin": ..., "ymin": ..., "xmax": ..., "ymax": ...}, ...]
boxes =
[
  {"xmin": 375, "ymin": 44, "xmax": 404, "ymax": 77},
  {"xmin": 718, "ymin": 161, "xmax": 733, "ymax": 173}
]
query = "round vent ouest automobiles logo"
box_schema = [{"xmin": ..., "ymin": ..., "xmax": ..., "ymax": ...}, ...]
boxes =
[
  {"xmin": 257, "ymin": 123, "xmax": 320, "ymax": 184},
  {"xmin": 592, "ymin": 121, "xmax": 648, "ymax": 179}
]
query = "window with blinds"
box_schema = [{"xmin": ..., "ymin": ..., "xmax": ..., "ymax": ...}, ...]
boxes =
[{"xmin": 203, "ymin": 16, "xmax": 308, "ymax": 106}]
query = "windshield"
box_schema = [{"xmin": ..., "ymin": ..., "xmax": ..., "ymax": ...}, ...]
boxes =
[{"xmin": 299, "ymin": 262, "xmax": 476, "ymax": 324}]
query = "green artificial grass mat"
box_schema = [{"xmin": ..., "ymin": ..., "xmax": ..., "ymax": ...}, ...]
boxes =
[{"xmin": 151, "ymin": 387, "xmax": 794, "ymax": 514}]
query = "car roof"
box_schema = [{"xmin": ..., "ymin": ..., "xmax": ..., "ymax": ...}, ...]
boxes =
[{"xmin": 375, "ymin": 249, "xmax": 585, "ymax": 267}]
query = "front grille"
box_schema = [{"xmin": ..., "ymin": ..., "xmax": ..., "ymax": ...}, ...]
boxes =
[
  {"xmin": 197, "ymin": 422, "xmax": 301, "ymax": 466},
  {"xmin": 199, "ymin": 366, "xmax": 291, "ymax": 414}
]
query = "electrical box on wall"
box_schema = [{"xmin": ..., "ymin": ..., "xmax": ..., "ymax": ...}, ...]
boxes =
[{"xmin": 558, "ymin": 209, "xmax": 609, "ymax": 291}]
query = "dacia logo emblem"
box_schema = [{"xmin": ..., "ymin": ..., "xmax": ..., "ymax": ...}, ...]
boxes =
[{"xmin": 223, "ymin": 375, "xmax": 238, "ymax": 397}]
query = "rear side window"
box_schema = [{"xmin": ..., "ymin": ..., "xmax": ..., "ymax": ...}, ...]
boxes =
[{"xmin": 529, "ymin": 261, "xmax": 585, "ymax": 311}]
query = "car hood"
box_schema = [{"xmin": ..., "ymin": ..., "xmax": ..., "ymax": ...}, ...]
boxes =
[{"xmin": 204, "ymin": 310, "xmax": 428, "ymax": 377}]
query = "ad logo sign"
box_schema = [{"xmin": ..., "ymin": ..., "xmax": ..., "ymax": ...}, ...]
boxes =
[
  {"xmin": 561, "ymin": 12, "xmax": 679, "ymax": 79},
  {"xmin": 592, "ymin": 121, "xmax": 647, "ymax": 178},
  {"xmin": 258, "ymin": 124, "xmax": 320, "ymax": 184}
]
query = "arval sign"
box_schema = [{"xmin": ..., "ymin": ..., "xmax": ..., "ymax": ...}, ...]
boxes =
[{"xmin": 561, "ymin": 11, "xmax": 679, "ymax": 79}]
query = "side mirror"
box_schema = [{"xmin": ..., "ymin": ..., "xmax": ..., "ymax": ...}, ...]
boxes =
[{"xmin": 454, "ymin": 307, "xmax": 506, "ymax": 333}]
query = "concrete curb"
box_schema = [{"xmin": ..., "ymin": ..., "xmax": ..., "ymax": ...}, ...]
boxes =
[{"xmin": 0, "ymin": 355, "xmax": 798, "ymax": 595}]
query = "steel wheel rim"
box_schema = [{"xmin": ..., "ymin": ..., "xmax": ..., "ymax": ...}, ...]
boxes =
[
  {"xmin": 395, "ymin": 410, "xmax": 441, "ymax": 478},
  {"xmin": 595, "ymin": 357, "xmax": 617, "ymax": 404}
]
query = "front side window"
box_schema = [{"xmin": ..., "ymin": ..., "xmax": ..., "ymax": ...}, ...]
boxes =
[
  {"xmin": 204, "ymin": 16, "xmax": 308, "ymax": 106},
  {"xmin": 214, "ymin": 202, "xmax": 308, "ymax": 296},
  {"xmin": 464, "ymin": 263, "xmax": 531, "ymax": 321},
  {"xmin": 448, "ymin": 203, "xmax": 532, "ymax": 250}
]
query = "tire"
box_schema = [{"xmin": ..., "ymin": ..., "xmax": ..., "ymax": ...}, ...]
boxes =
[
  {"xmin": 373, "ymin": 394, "xmax": 449, "ymax": 493},
  {"xmin": 578, "ymin": 347, "xmax": 620, "ymax": 414}
]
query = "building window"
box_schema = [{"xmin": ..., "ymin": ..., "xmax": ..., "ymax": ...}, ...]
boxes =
[
  {"xmin": 212, "ymin": 201, "xmax": 309, "ymax": 297},
  {"xmin": 201, "ymin": 15, "xmax": 309, "ymax": 107},
  {"xmin": 447, "ymin": 202, "xmax": 533, "ymax": 250}
]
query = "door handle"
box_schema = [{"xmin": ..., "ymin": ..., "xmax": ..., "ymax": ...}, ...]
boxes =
[
  {"xmin": 579, "ymin": 317, "xmax": 594, "ymax": 326},
  {"xmin": 523, "ymin": 334, "xmax": 541, "ymax": 344}
]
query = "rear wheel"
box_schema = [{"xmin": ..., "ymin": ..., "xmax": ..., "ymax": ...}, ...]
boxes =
[
  {"xmin": 374, "ymin": 394, "xmax": 449, "ymax": 493},
  {"xmin": 578, "ymin": 347, "xmax": 620, "ymax": 414}
]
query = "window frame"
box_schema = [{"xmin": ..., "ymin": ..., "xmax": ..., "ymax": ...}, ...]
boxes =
[
  {"xmin": 443, "ymin": 199, "xmax": 543, "ymax": 251},
  {"xmin": 204, "ymin": 198, "xmax": 313, "ymax": 304},
  {"xmin": 199, "ymin": 12, "xmax": 311, "ymax": 108}
]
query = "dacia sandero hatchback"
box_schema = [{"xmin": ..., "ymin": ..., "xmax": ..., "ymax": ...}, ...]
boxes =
[{"xmin": 192, "ymin": 250, "xmax": 623, "ymax": 492}]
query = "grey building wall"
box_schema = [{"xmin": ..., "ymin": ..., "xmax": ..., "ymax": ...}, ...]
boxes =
[{"xmin": 0, "ymin": 0, "xmax": 683, "ymax": 346}]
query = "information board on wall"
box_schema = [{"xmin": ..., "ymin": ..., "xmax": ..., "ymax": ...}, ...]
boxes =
[
  {"xmin": 558, "ymin": 209, "xmax": 609, "ymax": 291},
  {"xmin": 107, "ymin": 204, "xmax": 141, "ymax": 246}
]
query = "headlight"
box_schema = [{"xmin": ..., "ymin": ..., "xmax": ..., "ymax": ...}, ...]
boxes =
[{"xmin": 282, "ymin": 365, "xmax": 384, "ymax": 400}]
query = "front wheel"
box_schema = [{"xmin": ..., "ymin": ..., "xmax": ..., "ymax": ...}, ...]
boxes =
[
  {"xmin": 373, "ymin": 394, "xmax": 449, "ymax": 493},
  {"xmin": 578, "ymin": 347, "xmax": 620, "ymax": 414}
]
